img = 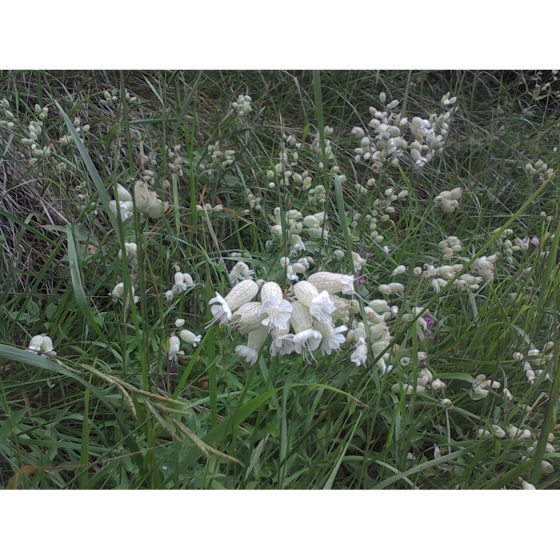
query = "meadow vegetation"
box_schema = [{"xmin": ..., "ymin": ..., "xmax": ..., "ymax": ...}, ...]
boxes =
[{"xmin": 1, "ymin": 70, "xmax": 560, "ymax": 489}]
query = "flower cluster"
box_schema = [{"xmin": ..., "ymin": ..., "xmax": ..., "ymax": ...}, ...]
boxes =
[
  {"xmin": 232, "ymin": 94, "xmax": 253, "ymax": 117},
  {"xmin": 165, "ymin": 267, "xmax": 195, "ymax": 301},
  {"xmin": 167, "ymin": 144, "xmax": 185, "ymax": 176},
  {"xmin": 311, "ymin": 126, "xmax": 337, "ymax": 169},
  {"xmin": 439, "ymin": 236, "xmax": 462, "ymax": 260},
  {"xmin": 472, "ymin": 254, "xmax": 499, "ymax": 282},
  {"xmin": 108, "ymin": 181, "xmax": 169, "ymax": 222},
  {"xmin": 352, "ymin": 92, "xmax": 457, "ymax": 173},
  {"xmin": 471, "ymin": 374, "xmax": 502, "ymax": 399},
  {"xmin": 279, "ymin": 256, "xmax": 313, "ymax": 283},
  {"xmin": 270, "ymin": 207, "xmax": 329, "ymax": 253},
  {"xmin": 412, "ymin": 240, "xmax": 502, "ymax": 293},
  {"xmin": 0, "ymin": 99, "xmax": 54, "ymax": 164},
  {"xmin": 101, "ymin": 88, "xmax": 140, "ymax": 107},
  {"xmin": 185, "ymin": 141, "xmax": 237, "ymax": 180},
  {"xmin": 434, "ymin": 187, "xmax": 462, "ymax": 213},
  {"xmin": 59, "ymin": 115, "xmax": 90, "ymax": 146},
  {"xmin": 525, "ymin": 157, "xmax": 554, "ymax": 183},
  {"xmin": 207, "ymin": 272, "xmax": 361, "ymax": 366},
  {"xmin": 118, "ymin": 242, "xmax": 138, "ymax": 262},
  {"xmin": 513, "ymin": 342, "xmax": 554, "ymax": 385},
  {"xmin": 346, "ymin": 186, "xmax": 408, "ymax": 245},
  {"xmin": 492, "ymin": 228, "xmax": 541, "ymax": 266}
]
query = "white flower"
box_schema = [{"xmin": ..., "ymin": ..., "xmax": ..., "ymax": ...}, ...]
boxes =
[
  {"xmin": 330, "ymin": 294, "xmax": 351, "ymax": 323},
  {"xmin": 232, "ymin": 301, "xmax": 266, "ymax": 335},
  {"xmin": 391, "ymin": 383, "xmax": 415, "ymax": 395},
  {"xmin": 134, "ymin": 180, "xmax": 169, "ymax": 219},
  {"xmin": 290, "ymin": 301, "xmax": 322, "ymax": 359},
  {"xmin": 351, "ymin": 337, "xmax": 368, "ymax": 366},
  {"xmin": 388, "ymin": 282, "xmax": 405, "ymax": 294},
  {"xmin": 109, "ymin": 199, "xmax": 134, "ymax": 221},
  {"xmin": 235, "ymin": 325, "xmax": 268, "ymax": 366},
  {"xmin": 314, "ymin": 322, "xmax": 347, "ymax": 356},
  {"xmin": 168, "ymin": 336, "xmax": 184, "ymax": 361},
  {"xmin": 111, "ymin": 283, "xmax": 124, "ymax": 300},
  {"xmin": 391, "ymin": 265, "xmax": 407, "ymax": 276},
  {"xmin": 172, "ymin": 272, "xmax": 192, "ymax": 295},
  {"xmin": 290, "ymin": 234, "xmax": 306, "ymax": 253},
  {"xmin": 235, "ymin": 345, "xmax": 258, "ymax": 365},
  {"xmin": 307, "ymin": 272, "xmax": 355, "ymax": 295},
  {"xmin": 269, "ymin": 328, "xmax": 295, "ymax": 356},
  {"xmin": 175, "ymin": 318, "xmax": 186, "ymax": 327},
  {"xmin": 309, "ymin": 291, "xmax": 336, "ymax": 325},
  {"xmin": 182, "ymin": 273, "xmax": 194, "ymax": 287},
  {"xmin": 261, "ymin": 296, "xmax": 292, "ymax": 332},
  {"xmin": 208, "ymin": 280, "xmax": 259, "ymax": 326},
  {"xmin": 171, "ymin": 272, "xmax": 193, "ymax": 296},
  {"xmin": 293, "ymin": 281, "xmax": 319, "ymax": 306},
  {"xmin": 506, "ymin": 425, "xmax": 524, "ymax": 439},
  {"xmin": 209, "ymin": 293, "xmax": 232, "ymax": 324},
  {"xmin": 293, "ymin": 329, "xmax": 322, "ymax": 356},
  {"xmin": 179, "ymin": 329, "xmax": 202, "ymax": 347},
  {"xmin": 491, "ymin": 425, "xmax": 506, "ymax": 438},
  {"xmin": 520, "ymin": 478, "xmax": 536, "ymax": 490},
  {"xmin": 285, "ymin": 265, "xmax": 299, "ymax": 282},
  {"xmin": 303, "ymin": 215, "xmax": 322, "ymax": 229},
  {"xmin": 472, "ymin": 374, "xmax": 490, "ymax": 398},
  {"xmin": 352, "ymin": 252, "xmax": 366, "ymax": 273},
  {"xmin": 28, "ymin": 334, "xmax": 45, "ymax": 354},
  {"xmin": 118, "ymin": 242, "xmax": 138, "ymax": 259},
  {"xmin": 115, "ymin": 183, "xmax": 133, "ymax": 202},
  {"xmin": 378, "ymin": 284, "xmax": 392, "ymax": 295},
  {"xmin": 431, "ymin": 379, "xmax": 447, "ymax": 390},
  {"xmin": 368, "ymin": 299, "xmax": 390, "ymax": 314},
  {"xmin": 111, "ymin": 282, "xmax": 135, "ymax": 302},
  {"xmin": 28, "ymin": 334, "xmax": 56, "ymax": 357},
  {"xmin": 229, "ymin": 261, "xmax": 255, "ymax": 285},
  {"xmin": 260, "ymin": 282, "xmax": 292, "ymax": 332}
]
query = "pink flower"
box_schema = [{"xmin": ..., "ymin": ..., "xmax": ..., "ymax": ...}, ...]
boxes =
[{"xmin": 357, "ymin": 276, "xmax": 365, "ymax": 284}]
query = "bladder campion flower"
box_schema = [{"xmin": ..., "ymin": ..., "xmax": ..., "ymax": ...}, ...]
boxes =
[
  {"xmin": 168, "ymin": 336, "xmax": 184, "ymax": 361},
  {"xmin": 28, "ymin": 334, "xmax": 56, "ymax": 357},
  {"xmin": 307, "ymin": 272, "xmax": 355, "ymax": 295},
  {"xmin": 314, "ymin": 322, "xmax": 347, "ymax": 356},
  {"xmin": 259, "ymin": 282, "xmax": 292, "ymax": 332},
  {"xmin": 208, "ymin": 279, "xmax": 259, "ymax": 326},
  {"xmin": 235, "ymin": 325, "xmax": 268, "ymax": 366},
  {"xmin": 179, "ymin": 329, "xmax": 202, "ymax": 347}
]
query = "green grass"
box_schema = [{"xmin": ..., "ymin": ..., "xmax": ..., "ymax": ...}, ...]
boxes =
[{"xmin": 1, "ymin": 70, "xmax": 560, "ymax": 489}]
